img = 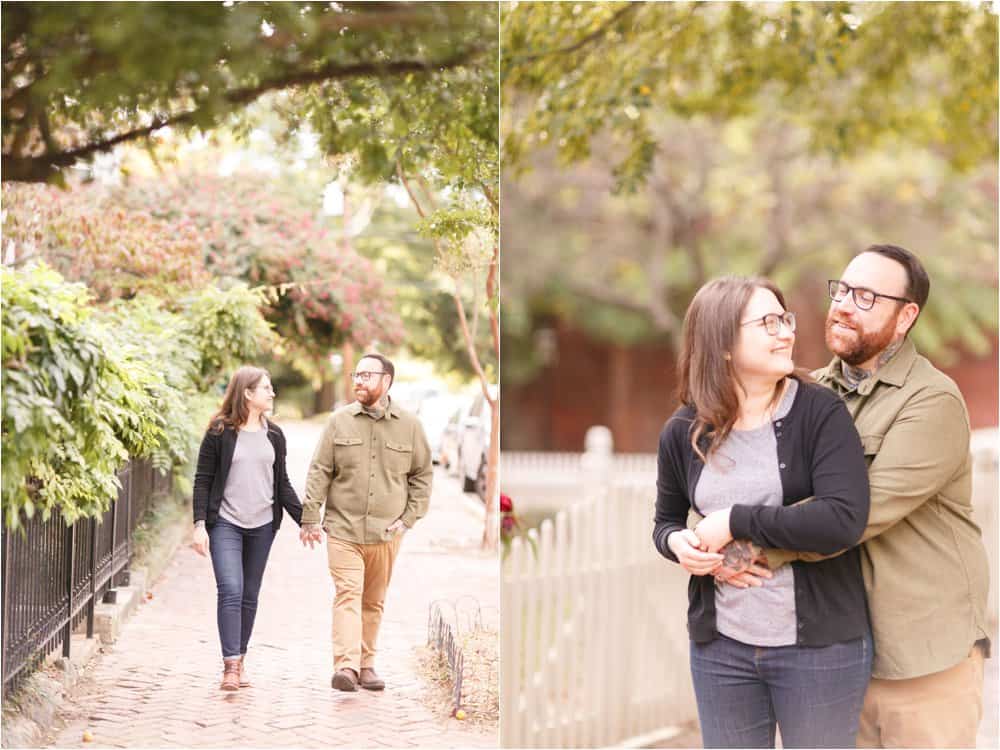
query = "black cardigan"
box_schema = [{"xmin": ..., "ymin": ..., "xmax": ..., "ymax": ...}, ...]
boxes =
[
  {"xmin": 653, "ymin": 379, "xmax": 871, "ymax": 646},
  {"xmin": 192, "ymin": 420, "xmax": 303, "ymax": 532}
]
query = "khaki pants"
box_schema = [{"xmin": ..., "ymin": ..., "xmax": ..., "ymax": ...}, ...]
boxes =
[
  {"xmin": 327, "ymin": 535, "xmax": 402, "ymax": 673},
  {"xmin": 857, "ymin": 645, "xmax": 985, "ymax": 748}
]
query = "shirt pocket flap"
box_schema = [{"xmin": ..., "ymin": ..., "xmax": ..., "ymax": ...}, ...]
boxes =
[
  {"xmin": 385, "ymin": 441, "xmax": 413, "ymax": 453},
  {"xmin": 860, "ymin": 434, "xmax": 884, "ymax": 456},
  {"xmin": 334, "ymin": 437, "xmax": 363, "ymax": 446}
]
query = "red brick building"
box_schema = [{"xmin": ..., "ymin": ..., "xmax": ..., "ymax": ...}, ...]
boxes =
[{"xmin": 502, "ymin": 316, "xmax": 999, "ymax": 453}]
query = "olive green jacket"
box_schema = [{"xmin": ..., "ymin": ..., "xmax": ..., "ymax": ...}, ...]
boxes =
[
  {"xmin": 302, "ymin": 399, "xmax": 433, "ymax": 544},
  {"xmin": 768, "ymin": 340, "xmax": 990, "ymax": 679}
]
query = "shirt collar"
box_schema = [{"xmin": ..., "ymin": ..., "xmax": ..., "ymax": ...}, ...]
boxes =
[
  {"xmin": 820, "ymin": 338, "xmax": 916, "ymax": 395},
  {"xmin": 348, "ymin": 396, "xmax": 400, "ymax": 419}
]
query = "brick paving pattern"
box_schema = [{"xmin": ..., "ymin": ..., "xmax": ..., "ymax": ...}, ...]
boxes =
[{"xmin": 47, "ymin": 419, "xmax": 498, "ymax": 748}]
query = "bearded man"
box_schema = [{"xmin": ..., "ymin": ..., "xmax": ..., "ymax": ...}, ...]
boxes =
[
  {"xmin": 300, "ymin": 352, "xmax": 432, "ymax": 692},
  {"xmin": 742, "ymin": 245, "xmax": 991, "ymax": 747}
]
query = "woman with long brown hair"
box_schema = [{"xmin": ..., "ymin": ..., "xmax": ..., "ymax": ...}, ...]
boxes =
[
  {"xmin": 192, "ymin": 365, "xmax": 303, "ymax": 690},
  {"xmin": 653, "ymin": 276, "xmax": 872, "ymax": 748}
]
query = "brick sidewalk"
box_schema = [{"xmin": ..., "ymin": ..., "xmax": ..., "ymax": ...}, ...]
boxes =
[{"xmin": 46, "ymin": 419, "xmax": 498, "ymax": 749}]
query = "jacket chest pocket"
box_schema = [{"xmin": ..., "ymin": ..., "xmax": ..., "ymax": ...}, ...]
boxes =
[
  {"xmin": 334, "ymin": 437, "xmax": 364, "ymax": 469},
  {"xmin": 384, "ymin": 440, "xmax": 413, "ymax": 474}
]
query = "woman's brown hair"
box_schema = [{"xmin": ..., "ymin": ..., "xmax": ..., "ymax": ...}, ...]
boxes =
[
  {"xmin": 676, "ymin": 276, "xmax": 795, "ymax": 463},
  {"xmin": 208, "ymin": 365, "xmax": 270, "ymax": 434}
]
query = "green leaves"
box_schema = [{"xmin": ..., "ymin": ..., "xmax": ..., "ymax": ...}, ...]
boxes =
[
  {"xmin": 3, "ymin": 2, "xmax": 495, "ymax": 183},
  {"xmin": 1, "ymin": 263, "xmax": 271, "ymax": 530},
  {"xmin": 503, "ymin": 2, "xmax": 999, "ymax": 185}
]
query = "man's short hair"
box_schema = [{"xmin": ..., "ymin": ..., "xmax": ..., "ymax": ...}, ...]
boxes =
[
  {"xmin": 860, "ymin": 244, "xmax": 930, "ymax": 311},
  {"xmin": 359, "ymin": 352, "xmax": 394, "ymax": 387}
]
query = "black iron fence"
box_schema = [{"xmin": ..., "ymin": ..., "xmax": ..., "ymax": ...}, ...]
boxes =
[{"xmin": 1, "ymin": 458, "xmax": 171, "ymax": 694}]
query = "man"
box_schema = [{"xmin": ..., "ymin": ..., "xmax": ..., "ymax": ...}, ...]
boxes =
[
  {"xmin": 300, "ymin": 353, "xmax": 433, "ymax": 692},
  {"xmin": 707, "ymin": 245, "xmax": 991, "ymax": 747}
]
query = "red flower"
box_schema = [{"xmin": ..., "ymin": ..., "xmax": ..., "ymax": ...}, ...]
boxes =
[
  {"xmin": 501, "ymin": 516, "xmax": 516, "ymax": 532},
  {"xmin": 500, "ymin": 493, "xmax": 513, "ymax": 513}
]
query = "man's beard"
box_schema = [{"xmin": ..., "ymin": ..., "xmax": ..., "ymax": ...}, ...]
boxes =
[
  {"xmin": 825, "ymin": 311, "xmax": 898, "ymax": 367},
  {"xmin": 355, "ymin": 387, "xmax": 383, "ymax": 406}
]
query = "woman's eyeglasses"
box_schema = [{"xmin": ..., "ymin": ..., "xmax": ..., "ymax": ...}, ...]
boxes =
[{"xmin": 740, "ymin": 311, "xmax": 796, "ymax": 336}]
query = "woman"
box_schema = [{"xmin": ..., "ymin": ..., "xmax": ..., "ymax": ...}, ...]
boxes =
[
  {"xmin": 192, "ymin": 366, "xmax": 303, "ymax": 691},
  {"xmin": 652, "ymin": 277, "xmax": 872, "ymax": 748}
]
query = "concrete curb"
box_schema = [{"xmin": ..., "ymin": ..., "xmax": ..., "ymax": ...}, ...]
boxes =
[{"xmin": 1, "ymin": 515, "xmax": 189, "ymax": 749}]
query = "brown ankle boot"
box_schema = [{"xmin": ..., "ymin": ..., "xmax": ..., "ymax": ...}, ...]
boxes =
[
  {"xmin": 359, "ymin": 667, "xmax": 385, "ymax": 691},
  {"xmin": 220, "ymin": 659, "xmax": 240, "ymax": 691},
  {"xmin": 238, "ymin": 655, "xmax": 250, "ymax": 687},
  {"xmin": 331, "ymin": 668, "xmax": 359, "ymax": 692}
]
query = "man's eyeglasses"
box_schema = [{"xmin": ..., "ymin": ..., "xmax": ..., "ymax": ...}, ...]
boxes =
[
  {"xmin": 350, "ymin": 371, "xmax": 386, "ymax": 383},
  {"xmin": 740, "ymin": 311, "xmax": 796, "ymax": 336},
  {"xmin": 828, "ymin": 280, "xmax": 910, "ymax": 311}
]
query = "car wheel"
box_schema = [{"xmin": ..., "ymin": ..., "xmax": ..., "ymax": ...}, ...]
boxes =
[
  {"xmin": 462, "ymin": 469, "xmax": 477, "ymax": 493},
  {"xmin": 474, "ymin": 459, "xmax": 487, "ymax": 502}
]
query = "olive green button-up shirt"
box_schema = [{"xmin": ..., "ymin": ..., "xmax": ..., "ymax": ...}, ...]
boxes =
[
  {"xmin": 302, "ymin": 399, "xmax": 433, "ymax": 544},
  {"xmin": 768, "ymin": 340, "xmax": 990, "ymax": 679}
]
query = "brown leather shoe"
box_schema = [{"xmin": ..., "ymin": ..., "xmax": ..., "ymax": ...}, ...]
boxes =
[
  {"xmin": 359, "ymin": 667, "xmax": 385, "ymax": 691},
  {"xmin": 220, "ymin": 659, "xmax": 240, "ymax": 691},
  {"xmin": 331, "ymin": 668, "xmax": 358, "ymax": 692},
  {"xmin": 238, "ymin": 655, "xmax": 250, "ymax": 688}
]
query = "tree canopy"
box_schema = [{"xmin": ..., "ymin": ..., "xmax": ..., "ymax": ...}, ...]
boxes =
[
  {"xmin": 3, "ymin": 1, "xmax": 493, "ymax": 183},
  {"xmin": 503, "ymin": 2, "xmax": 998, "ymax": 189},
  {"xmin": 501, "ymin": 1, "xmax": 998, "ymax": 383}
]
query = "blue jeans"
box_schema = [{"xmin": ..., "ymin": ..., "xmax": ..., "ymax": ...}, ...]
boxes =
[
  {"xmin": 690, "ymin": 632, "xmax": 872, "ymax": 748},
  {"xmin": 208, "ymin": 519, "xmax": 275, "ymax": 659}
]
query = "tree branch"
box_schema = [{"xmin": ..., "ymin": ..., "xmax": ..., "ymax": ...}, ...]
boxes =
[
  {"xmin": 507, "ymin": 4, "xmax": 638, "ymax": 66},
  {"xmin": 4, "ymin": 48, "xmax": 483, "ymax": 183}
]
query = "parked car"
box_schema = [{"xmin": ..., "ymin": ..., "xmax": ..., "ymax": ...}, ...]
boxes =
[
  {"xmin": 416, "ymin": 393, "xmax": 465, "ymax": 465},
  {"xmin": 438, "ymin": 403, "xmax": 466, "ymax": 475},
  {"xmin": 458, "ymin": 386, "xmax": 496, "ymax": 501}
]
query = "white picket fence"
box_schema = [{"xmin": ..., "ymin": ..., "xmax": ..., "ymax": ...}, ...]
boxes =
[
  {"xmin": 501, "ymin": 434, "xmax": 693, "ymax": 749},
  {"xmin": 501, "ymin": 428, "xmax": 999, "ymax": 749}
]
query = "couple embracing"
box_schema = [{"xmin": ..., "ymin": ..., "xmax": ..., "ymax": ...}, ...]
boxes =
[
  {"xmin": 655, "ymin": 245, "xmax": 991, "ymax": 749},
  {"xmin": 191, "ymin": 353, "xmax": 432, "ymax": 693}
]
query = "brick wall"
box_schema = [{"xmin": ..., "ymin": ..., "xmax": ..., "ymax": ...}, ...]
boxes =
[{"xmin": 502, "ymin": 320, "xmax": 999, "ymax": 452}]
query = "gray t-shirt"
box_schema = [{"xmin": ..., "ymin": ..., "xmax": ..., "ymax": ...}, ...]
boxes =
[
  {"xmin": 219, "ymin": 427, "xmax": 275, "ymax": 529},
  {"xmin": 694, "ymin": 378, "xmax": 799, "ymax": 647}
]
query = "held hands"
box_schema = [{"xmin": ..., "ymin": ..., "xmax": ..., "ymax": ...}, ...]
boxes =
[
  {"xmin": 712, "ymin": 539, "xmax": 773, "ymax": 589},
  {"xmin": 192, "ymin": 525, "xmax": 209, "ymax": 557},
  {"xmin": 300, "ymin": 523, "xmax": 324, "ymax": 549},
  {"xmin": 670, "ymin": 508, "xmax": 774, "ymax": 589}
]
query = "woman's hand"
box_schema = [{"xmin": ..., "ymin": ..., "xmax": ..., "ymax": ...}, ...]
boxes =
[
  {"xmin": 192, "ymin": 525, "xmax": 209, "ymax": 557},
  {"xmin": 694, "ymin": 508, "xmax": 733, "ymax": 553},
  {"xmin": 300, "ymin": 523, "xmax": 324, "ymax": 549},
  {"xmin": 667, "ymin": 529, "xmax": 724, "ymax": 576}
]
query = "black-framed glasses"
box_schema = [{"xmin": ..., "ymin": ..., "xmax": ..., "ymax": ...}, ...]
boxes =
[
  {"xmin": 350, "ymin": 370, "xmax": 386, "ymax": 383},
  {"xmin": 828, "ymin": 280, "xmax": 910, "ymax": 311},
  {"xmin": 740, "ymin": 311, "xmax": 796, "ymax": 336}
]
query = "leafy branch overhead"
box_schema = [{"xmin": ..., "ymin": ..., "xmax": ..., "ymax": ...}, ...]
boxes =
[
  {"xmin": 503, "ymin": 2, "xmax": 998, "ymax": 189},
  {"xmin": 2, "ymin": 2, "xmax": 493, "ymax": 183}
]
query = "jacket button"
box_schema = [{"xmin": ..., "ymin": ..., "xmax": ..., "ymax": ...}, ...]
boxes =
[
  {"xmin": 779, "ymin": 463, "xmax": 786, "ymax": 469},
  {"xmin": 776, "ymin": 432, "xmax": 782, "ymax": 437},
  {"xmin": 775, "ymin": 421, "xmax": 782, "ymax": 427}
]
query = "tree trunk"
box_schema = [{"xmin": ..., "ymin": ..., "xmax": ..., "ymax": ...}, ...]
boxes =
[
  {"xmin": 482, "ymin": 391, "xmax": 500, "ymax": 550},
  {"xmin": 313, "ymin": 371, "xmax": 336, "ymax": 415}
]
